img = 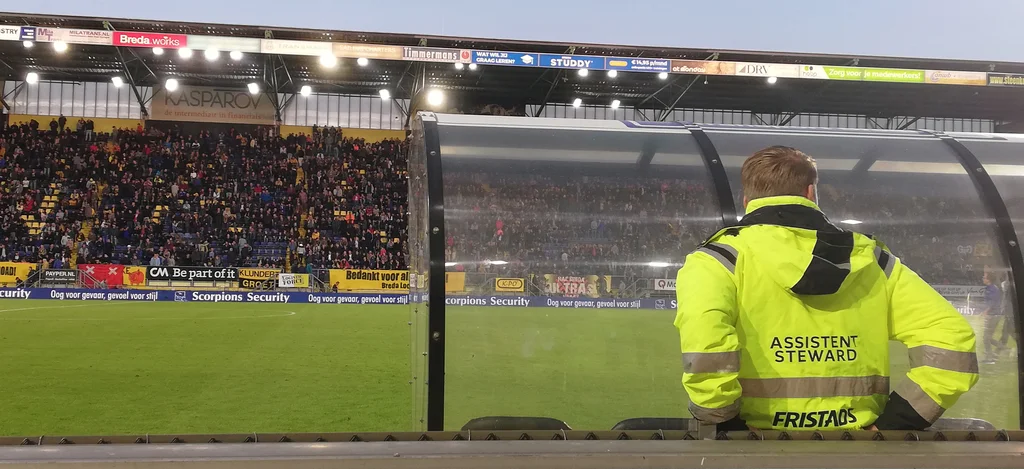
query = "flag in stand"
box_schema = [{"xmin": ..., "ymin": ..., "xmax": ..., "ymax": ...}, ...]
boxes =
[{"xmin": 78, "ymin": 264, "xmax": 124, "ymax": 288}]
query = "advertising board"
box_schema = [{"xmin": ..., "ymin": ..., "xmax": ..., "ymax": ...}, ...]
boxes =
[
  {"xmin": 146, "ymin": 266, "xmax": 238, "ymax": 282},
  {"xmin": 495, "ymin": 278, "xmax": 526, "ymax": 292},
  {"xmin": 151, "ymin": 85, "xmax": 277, "ymax": 125},
  {"xmin": 113, "ymin": 31, "xmax": 187, "ymax": 49},
  {"xmin": 35, "ymin": 28, "xmax": 113, "ymax": 45}
]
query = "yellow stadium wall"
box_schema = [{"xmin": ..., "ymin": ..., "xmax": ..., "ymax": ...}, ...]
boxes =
[
  {"xmin": 278, "ymin": 126, "xmax": 406, "ymax": 142},
  {"xmin": 7, "ymin": 114, "xmax": 144, "ymax": 132}
]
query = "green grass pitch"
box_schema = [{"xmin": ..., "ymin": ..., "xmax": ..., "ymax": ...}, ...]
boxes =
[{"xmin": 0, "ymin": 300, "xmax": 1017, "ymax": 435}]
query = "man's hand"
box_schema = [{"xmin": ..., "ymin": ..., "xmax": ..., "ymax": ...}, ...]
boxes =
[{"xmin": 865, "ymin": 425, "xmax": 879, "ymax": 431}]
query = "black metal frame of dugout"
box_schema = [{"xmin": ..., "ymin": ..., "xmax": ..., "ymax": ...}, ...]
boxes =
[{"xmin": 418, "ymin": 116, "xmax": 1024, "ymax": 431}]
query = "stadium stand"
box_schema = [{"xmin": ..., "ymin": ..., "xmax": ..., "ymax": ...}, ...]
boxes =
[
  {"xmin": 0, "ymin": 121, "xmax": 407, "ymax": 273},
  {"xmin": 0, "ymin": 117, "xmax": 994, "ymax": 287},
  {"xmin": 442, "ymin": 170, "xmax": 994, "ymax": 288}
]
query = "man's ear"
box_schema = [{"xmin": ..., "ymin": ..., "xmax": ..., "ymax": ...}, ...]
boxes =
[
  {"xmin": 805, "ymin": 184, "xmax": 817, "ymax": 203},
  {"xmin": 742, "ymin": 196, "xmax": 749, "ymax": 209}
]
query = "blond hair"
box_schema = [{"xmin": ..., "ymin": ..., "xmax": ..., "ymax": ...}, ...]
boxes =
[{"xmin": 741, "ymin": 146, "xmax": 818, "ymax": 200}]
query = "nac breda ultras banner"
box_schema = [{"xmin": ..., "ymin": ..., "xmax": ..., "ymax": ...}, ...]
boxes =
[
  {"xmin": 541, "ymin": 274, "xmax": 611, "ymax": 298},
  {"xmin": 146, "ymin": 266, "xmax": 238, "ymax": 282},
  {"xmin": 150, "ymin": 85, "xmax": 277, "ymax": 125}
]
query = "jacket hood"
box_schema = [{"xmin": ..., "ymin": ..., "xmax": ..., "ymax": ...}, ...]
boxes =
[{"xmin": 732, "ymin": 196, "xmax": 874, "ymax": 296}]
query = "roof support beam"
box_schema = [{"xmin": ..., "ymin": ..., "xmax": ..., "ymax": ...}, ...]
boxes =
[
  {"xmin": 533, "ymin": 69, "xmax": 565, "ymax": 117},
  {"xmin": 897, "ymin": 116, "xmax": 921, "ymax": 130},
  {"xmin": 113, "ymin": 47, "xmax": 150, "ymax": 119},
  {"xmin": 658, "ymin": 74, "xmax": 702, "ymax": 122},
  {"xmin": 263, "ymin": 54, "xmax": 294, "ymax": 124},
  {"xmin": 638, "ymin": 53, "xmax": 717, "ymax": 113},
  {"xmin": 778, "ymin": 112, "xmax": 799, "ymax": 126},
  {"xmin": 404, "ymin": 62, "xmax": 428, "ymax": 128}
]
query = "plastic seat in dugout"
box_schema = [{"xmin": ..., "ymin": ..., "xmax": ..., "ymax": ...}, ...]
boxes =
[
  {"xmin": 611, "ymin": 417, "xmax": 692, "ymax": 431},
  {"xmin": 928, "ymin": 418, "xmax": 998, "ymax": 431},
  {"xmin": 461, "ymin": 416, "xmax": 572, "ymax": 431}
]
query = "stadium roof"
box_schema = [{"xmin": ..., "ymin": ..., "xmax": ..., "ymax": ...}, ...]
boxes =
[{"xmin": 1, "ymin": 12, "xmax": 1023, "ymax": 122}]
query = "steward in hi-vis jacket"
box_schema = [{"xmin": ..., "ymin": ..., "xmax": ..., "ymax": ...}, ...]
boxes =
[{"xmin": 674, "ymin": 146, "xmax": 978, "ymax": 432}]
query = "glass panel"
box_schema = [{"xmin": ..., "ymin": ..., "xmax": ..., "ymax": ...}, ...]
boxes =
[
  {"xmin": 961, "ymin": 134, "xmax": 1024, "ymax": 407},
  {"xmin": 94, "ymin": 82, "xmax": 108, "ymax": 117},
  {"xmin": 36, "ymin": 82, "xmax": 50, "ymax": 115},
  {"xmin": 335, "ymin": 95, "xmax": 349, "ymax": 128},
  {"xmin": 408, "ymin": 117, "xmax": 431, "ymax": 431},
  {"xmin": 706, "ymin": 125, "xmax": 1019, "ymax": 429},
  {"xmin": 61, "ymin": 83, "xmax": 76, "ymax": 117},
  {"xmin": 430, "ymin": 115, "xmax": 720, "ymax": 430},
  {"xmin": 83, "ymin": 81, "xmax": 97, "ymax": 117},
  {"xmin": 316, "ymin": 94, "xmax": 330, "ymax": 126},
  {"xmin": 118, "ymin": 86, "xmax": 132, "ymax": 118},
  {"xmin": 359, "ymin": 96, "xmax": 371, "ymax": 129}
]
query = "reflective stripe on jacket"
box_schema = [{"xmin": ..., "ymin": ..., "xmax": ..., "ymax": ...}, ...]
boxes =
[{"xmin": 675, "ymin": 196, "xmax": 978, "ymax": 431}]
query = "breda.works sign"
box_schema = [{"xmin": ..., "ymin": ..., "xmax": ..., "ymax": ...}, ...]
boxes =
[
  {"xmin": 113, "ymin": 31, "xmax": 187, "ymax": 48},
  {"xmin": 151, "ymin": 85, "xmax": 277, "ymax": 125}
]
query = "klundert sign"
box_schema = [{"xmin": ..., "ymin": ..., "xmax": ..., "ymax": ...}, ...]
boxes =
[{"xmin": 151, "ymin": 85, "xmax": 277, "ymax": 125}]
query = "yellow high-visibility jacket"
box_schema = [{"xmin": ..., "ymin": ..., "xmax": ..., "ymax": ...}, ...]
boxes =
[{"xmin": 674, "ymin": 196, "xmax": 978, "ymax": 431}]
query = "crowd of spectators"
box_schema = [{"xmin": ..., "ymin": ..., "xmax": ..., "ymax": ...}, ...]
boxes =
[
  {"xmin": 0, "ymin": 115, "xmax": 1005, "ymax": 291},
  {"xmin": 442, "ymin": 168, "xmax": 999, "ymax": 289},
  {"xmin": 0, "ymin": 117, "xmax": 407, "ymax": 276}
]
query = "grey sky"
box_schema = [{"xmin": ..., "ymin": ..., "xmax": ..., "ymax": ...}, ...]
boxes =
[{"xmin": 10, "ymin": 0, "xmax": 1024, "ymax": 62}]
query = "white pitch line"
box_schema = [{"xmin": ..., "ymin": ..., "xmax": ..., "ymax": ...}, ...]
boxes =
[{"xmin": 0, "ymin": 304, "xmax": 100, "ymax": 313}]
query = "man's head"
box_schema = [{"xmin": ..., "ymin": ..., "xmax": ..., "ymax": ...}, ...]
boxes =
[{"xmin": 741, "ymin": 146, "xmax": 818, "ymax": 208}]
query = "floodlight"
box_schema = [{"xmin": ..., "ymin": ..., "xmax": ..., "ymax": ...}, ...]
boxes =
[
  {"xmin": 22, "ymin": 40, "xmax": 33, "ymax": 48},
  {"xmin": 230, "ymin": 50, "xmax": 243, "ymax": 61},
  {"xmin": 767, "ymin": 76, "xmax": 778, "ymax": 84},
  {"xmin": 165, "ymin": 78, "xmax": 179, "ymax": 92},
  {"xmin": 454, "ymin": 62, "xmax": 464, "ymax": 70},
  {"xmin": 319, "ymin": 53, "xmax": 337, "ymax": 68},
  {"xmin": 426, "ymin": 89, "xmax": 444, "ymax": 106},
  {"xmin": 607, "ymin": 70, "xmax": 617, "ymax": 78},
  {"xmin": 357, "ymin": 57, "xmax": 369, "ymax": 66},
  {"xmin": 610, "ymin": 99, "xmax": 621, "ymax": 109},
  {"xmin": 178, "ymin": 47, "xmax": 193, "ymax": 59},
  {"xmin": 204, "ymin": 49, "xmax": 220, "ymax": 61},
  {"xmin": 111, "ymin": 76, "xmax": 124, "ymax": 88},
  {"xmin": 577, "ymin": 68, "xmax": 589, "ymax": 77},
  {"xmin": 572, "ymin": 98, "xmax": 582, "ymax": 108},
  {"xmin": 379, "ymin": 89, "xmax": 391, "ymax": 100},
  {"xmin": 247, "ymin": 82, "xmax": 260, "ymax": 95},
  {"xmin": 300, "ymin": 85, "xmax": 312, "ymax": 96},
  {"xmin": 153, "ymin": 47, "xmax": 164, "ymax": 56},
  {"xmin": 52, "ymin": 41, "xmax": 68, "ymax": 52},
  {"xmin": 468, "ymin": 63, "xmax": 478, "ymax": 70},
  {"xmin": 25, "ymin": 72, "xmax": 39, "ymax": 84}
]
